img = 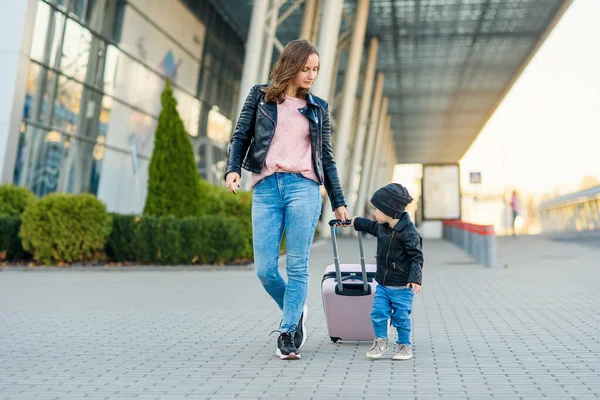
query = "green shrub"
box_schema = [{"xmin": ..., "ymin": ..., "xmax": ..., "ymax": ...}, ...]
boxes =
[
  {"xmin": 0, "ymin": 216, "xmax": 28, "ymax": 261},
  {"xmin": 199, "ymin": 181, "xmax": 253, "ymax": 259},
  {"xmin": 137, "ymin": 216, "xmax": 246, "ymax": 265},
  {"xmin": 143, "ymin": 80, "xmax": 203, "ymax": 218},
  {"xmin": 105, "ymin": 214, "xmax": 248, "ymax": 265},
  {"xmin": 0, "ymin": 184, "xmax": 37, "ymax": 216},
  {"xmin": 200, "ymin": 181, "xmax": 252, "ymax": 216},
  {"xmin": 105, "ymin": 214, "xmax": 138, "ymax": 263},
  {"xmin": 19, "ymin": 193, "xmax": 112, "ymax": 265}
]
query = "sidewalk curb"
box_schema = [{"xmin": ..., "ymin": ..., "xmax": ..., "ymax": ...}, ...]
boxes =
[{"xmin": 0, "ymin": 264, "xmax": 254, "ymax": 272}]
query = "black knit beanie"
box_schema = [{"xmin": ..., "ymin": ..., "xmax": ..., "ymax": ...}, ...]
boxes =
[{"xmin": 370, "ymin": 183, "xmax": 413, "ymax": 219}]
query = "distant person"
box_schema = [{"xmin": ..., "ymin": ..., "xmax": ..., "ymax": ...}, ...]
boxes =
[
  {"xmin": 511, "ymin": 190, "xmax": 520, "ymax": 236},
  {"xmin": 343, "ymin": 183, "xmax": 423, "ymax": 361}
]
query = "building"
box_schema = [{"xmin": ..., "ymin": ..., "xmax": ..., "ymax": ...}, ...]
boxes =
[
  {"xmin": 1, "ymin": 0, "xmax": 572, "ymax": 230},
  {"xmin": 1, "ymin": 0, "xmax": 243, "ymax": 214}
]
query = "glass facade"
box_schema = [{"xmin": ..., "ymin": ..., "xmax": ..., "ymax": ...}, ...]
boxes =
[
  {"xmin": 183, "ymin": 0, "xmax": 245, "ymax": 186},
  {"xmin": 13, "ymin": 0, "xmax": 244, "ymax": 213}
]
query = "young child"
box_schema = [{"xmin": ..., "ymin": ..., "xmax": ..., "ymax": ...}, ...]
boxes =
[{"xmin": 346, "ymin": 183, "xmax": 423, "ymax": 360}]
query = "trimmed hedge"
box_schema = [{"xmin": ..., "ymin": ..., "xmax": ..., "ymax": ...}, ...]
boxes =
[
  {"xmin": 0, "ymin": 216, "xmax": 27, "ymax": 261},
  {"xmin": 0, "ymin": 184, "xmax": 37, "ymax": 216},
  {"xmin": 199, "ymin": 180, "xmax": 254, "ymax": 258},
  {"xmin": 105, "ymin": 214, "xmax": 248, "ymax": 265},
  {"xmin": 4, "ymin": 212, "xmax": 250, "ymax": 265},
  {"xmin": 2, "ymin": 177, "xmax": 257, "ymax": 265},
  {"xmin": 199, "ymin": 179, "xmax": 252, "ymax": 217},
  {"xmin": 19, "ymin": 193, "xmax": 112, "ymax": 265},
  {"xmin": 105, "ymin": 213, "xmax": 139, "ymax": 263},
  {"xmin": 105, "ymin": 180, "xmax": 255, "ymax": 264}
]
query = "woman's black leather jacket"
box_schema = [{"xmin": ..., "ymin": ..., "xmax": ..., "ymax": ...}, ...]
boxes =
[{"xmin": 224, "ymin": 84, "xmax": 347, "ymax": 210}]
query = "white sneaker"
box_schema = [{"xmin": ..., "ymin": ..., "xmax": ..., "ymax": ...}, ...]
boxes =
[
  {"xmin": 392, "ymin": 344, "xmax": 413, "ymax": 360},
  {"xmin": 366, "ymin": 338, "xmax": 389, "ymax": 359}
]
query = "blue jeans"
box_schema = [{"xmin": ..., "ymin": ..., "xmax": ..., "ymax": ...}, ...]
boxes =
[
  {"xmin": 371, "ymin": 285, "xmax": 415, "ymax": 345},
  {"xmin": 252, "ymin": 173, "xmax": 322, "ymax": 332}
]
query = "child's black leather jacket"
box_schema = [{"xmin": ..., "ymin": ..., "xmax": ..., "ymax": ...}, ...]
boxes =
[{"xmin": 354, "ymin": 213, "xmax": 423, "ymax": 286}]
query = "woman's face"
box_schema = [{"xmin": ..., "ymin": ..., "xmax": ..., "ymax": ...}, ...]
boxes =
[{"xmin": 291, "ymin": 53, "xmax": 319, "ymax": 90}]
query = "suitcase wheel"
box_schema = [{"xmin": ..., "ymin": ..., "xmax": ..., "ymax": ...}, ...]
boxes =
[{"xmin": 330, "ymin": 337, "xmax": 341, "ymax": 343}]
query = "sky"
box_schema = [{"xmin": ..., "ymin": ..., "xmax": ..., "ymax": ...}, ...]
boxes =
[{"xmin": 458, "ymin": 0, "xmax": 600, "ymax": 198}]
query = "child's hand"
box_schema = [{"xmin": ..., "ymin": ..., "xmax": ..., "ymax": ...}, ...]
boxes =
[{"xmin": 407, "ymin": 283, "xmax": 421, "ymax": 294}]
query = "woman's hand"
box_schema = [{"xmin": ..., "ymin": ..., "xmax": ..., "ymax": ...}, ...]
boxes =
[
  {"xmin": 339, "ymin": 217, "xmax": 356, "ymax": 227},
  {"xmin": 225, "ymin": 172, "xmax": 241, "ymax": 194},
  {"xmin": 334, "ymin": 206, "xmax": 350, "ymax": 225}
]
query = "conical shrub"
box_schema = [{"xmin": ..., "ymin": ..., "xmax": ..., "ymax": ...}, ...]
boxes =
[{"xmin": 143, "ymin": 80, "xmax": 202, "ymax": 218}]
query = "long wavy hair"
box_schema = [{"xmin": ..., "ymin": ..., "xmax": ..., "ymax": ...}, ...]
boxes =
[{"xmin": 263, "ymin": 39, "xmax": 319, "ymax": 103}]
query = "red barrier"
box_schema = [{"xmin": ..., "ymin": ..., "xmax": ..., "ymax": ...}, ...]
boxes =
[
  {"xmin": 443, "ymin": 219, "xmax": 460, "ymax": 227},
  {"xmin": 480, "ymin": 225, "xmax": 495, "ymax": 236},
  {"xmin": 447, "ymin": 221, "xmax": 493, "ymax": 235},
  {"xmin": 444, "ymin": 221, "xmax": 496, "ymax": 268}
]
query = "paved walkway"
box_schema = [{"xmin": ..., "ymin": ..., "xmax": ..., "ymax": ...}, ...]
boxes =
[{"xmin": 1, "ymin": 234, "xmax": 599, "ymax": 400}]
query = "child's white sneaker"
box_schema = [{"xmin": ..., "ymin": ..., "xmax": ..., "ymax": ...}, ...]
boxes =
[
  {"xmin": 392, "ymin": 344, "xmax": 413, "ymax": 360},
  {"xmin": 366, "ymin": 338, "xmax": 388, "ymax": 359}
]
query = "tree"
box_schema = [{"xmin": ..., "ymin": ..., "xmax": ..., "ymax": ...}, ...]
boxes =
[{"xmin": 143, "ymin": 80, "xmax": 202, "ymax": 218}]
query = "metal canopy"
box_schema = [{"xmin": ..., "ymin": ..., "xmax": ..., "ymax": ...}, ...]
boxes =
[{"xmin": 208, "ymin": 0, "xmax": 572, "ymax": 164}]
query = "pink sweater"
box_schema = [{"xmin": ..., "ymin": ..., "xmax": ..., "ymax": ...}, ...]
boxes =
[{"xmin": 251, "ymin": 95, "xmax": 319, "ymax": 187}]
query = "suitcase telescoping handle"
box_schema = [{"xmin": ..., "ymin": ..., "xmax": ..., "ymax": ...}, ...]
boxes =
[{"xmin": 328, "ymin": 219, "xmax": 369, "ymax": 294}]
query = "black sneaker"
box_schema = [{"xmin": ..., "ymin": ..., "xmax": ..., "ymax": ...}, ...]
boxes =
[
  {"xmin": 276, "ymin": 332, "xmax": 300, "ymax": 360},
  {"xmin": 294, "ymin": 305, "xmax": 308, "ymax": 349}
]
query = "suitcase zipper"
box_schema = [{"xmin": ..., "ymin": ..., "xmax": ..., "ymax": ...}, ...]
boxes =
[{"xmin": 383, "ymin": 231, "xmax": 395, "ymax": 284}]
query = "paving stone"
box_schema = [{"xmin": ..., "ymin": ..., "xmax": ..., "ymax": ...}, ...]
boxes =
[{"xmin": 1, "ymin": 236, "xmax": 599, "ymax": 399}]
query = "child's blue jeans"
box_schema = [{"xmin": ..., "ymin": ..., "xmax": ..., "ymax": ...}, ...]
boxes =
[
  {"xmin": 371, "ymin": 284, "xmax": 415, "ymax": 345},
  {"xmin": 252, "ymin": 173, "xmax": 322, "ymax": 333}
]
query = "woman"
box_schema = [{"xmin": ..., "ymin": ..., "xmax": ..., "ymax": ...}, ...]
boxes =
[{"xmin": 224, "ymin": 39, "xmax": 349, "ymax": 360}]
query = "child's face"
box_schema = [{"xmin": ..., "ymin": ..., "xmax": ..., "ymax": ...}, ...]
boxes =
[{"xmin": 373, "ymin": 208, "xmax": 390, "ymax": 225}]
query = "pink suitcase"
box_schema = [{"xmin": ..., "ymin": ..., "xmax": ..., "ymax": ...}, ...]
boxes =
[{"xmin": 321, "ymin": 219, "xmax": 378, "ymax": 343}]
